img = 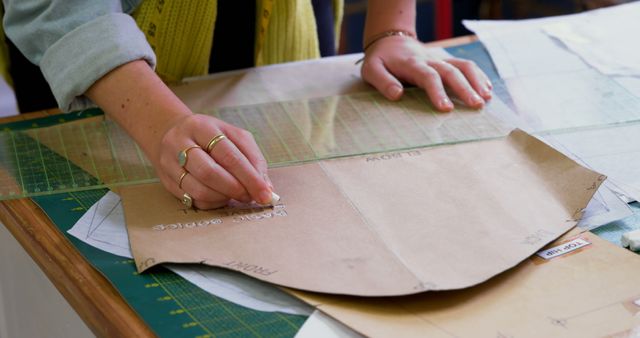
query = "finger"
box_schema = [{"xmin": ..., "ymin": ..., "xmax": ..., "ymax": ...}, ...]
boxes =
[
  {"xmin": 361, "ymin": 56, "xmax": 404, "ymax": 101},
  {"xmin": 428, "ymin": 60, "xmax": 485, "ymax": 109},
  {"xmin": 178, "ymin": 170, "xmax": 230, "ymax": 209},
  {"xmin": 158, "ymin": 171, "xmax": 228, "ymax": 210},
  {"xmin": 407, "ymin": 62, "xmax": 454, "ymax": 112},
  {"xmin": 192, "ymin": 122, "xmax": 272, "ymax": 205},
  {"xmin": 183, "ymin": 149, "xmax": 252, "ymax": 203},
  {"xmin": 219, "ymin": 121, "xmax": 272, "ymax": 189},
  {"xmin": 445, "ymin": 58, "xmax": 492, "ymax": 100},
  {"xmin": 162, "ymin": 139, "xmax": 252, "ymax": 203},
  {"xmin": 209, "ymin": 141, "xmax": 271, "ymax": 204}
]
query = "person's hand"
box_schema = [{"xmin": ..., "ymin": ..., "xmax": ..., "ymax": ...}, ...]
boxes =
[
  {"xmin": 360, "ymin": 35, "xmax": 493, "ymax": 111},
  {"xmin": 155, "ymin": 113, "xmax": 273, "ymax": 209},
  {"xmin": 85, "ymin": 60, "xmax": 274, "ymax": 210}
]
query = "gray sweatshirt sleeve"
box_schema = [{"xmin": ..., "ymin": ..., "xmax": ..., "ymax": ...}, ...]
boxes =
[{"xmin": 2, "ymin": 0, "xmax": 156, "ymax": 112}]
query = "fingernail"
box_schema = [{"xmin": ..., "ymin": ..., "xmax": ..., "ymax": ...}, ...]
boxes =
[
  {"xmin": 470, "ymin": 93, "xmax": 484, "ymax": 105},
  {"xmin": 271, "ymin": 192, "xmax": 280, "ymax": 204},
  {"xmin": 482, "ymin": 87, "xmax": 492, "ymax": 99},
  {"xmin": 440, "ymin": 98, "xmax": 454, "ymax": 110},
  {"xmin": 257, "ymin": 189, "xmax": 272, "ymax": 205},
  {"xmin": 486, "ymin": 80, "xmax": 493, "ymax": 89},
  {"xmin": 386, "ymin": 85, "xmax": 403, "ymax": 100}
]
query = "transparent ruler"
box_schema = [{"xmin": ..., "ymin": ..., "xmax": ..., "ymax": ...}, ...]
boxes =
[
  {"xmin": 0, "ymin": 89, "xmax": 515, "ymax": 199},
  {"xmin": 2, "ymin": 76, "xmax": 639, "ymax": 200}
]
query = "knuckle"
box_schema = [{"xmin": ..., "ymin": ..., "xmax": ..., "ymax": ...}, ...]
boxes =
[
  {"xmin": 191, "ymin": 161, "xmax": 216, "ymax": 182},
  {"xmin": 237, "ymin": 129, "xmax": 254, "ymax": 141},
  {"xmin": 229, "ymin": 184, "xmax": 248, "ymax": 200},
  {"xmin": 439, "ymin": 65, "xmax": 459, "ymax": 79},
  {"xmin": 223, "ymin": 126, "xmax": 249, "ymax": 142},
  {"xmin": 462, "ymin": 59, "xmax": 476, "ymax": 66},
  {"xmin": 427, "ymin": 60, "xmax": 447, "ymax": 68},
  {"xmin": 201, "ymin": 166, "xmax": 219, "ymax": 184},
  {"xmin": 217, "ymin": 147, "xmax": 244, "ymax": 169},
  {"xmin": 189, "ymin": 114, "xmax": 207, "ymax": 125},
  {"xmin": 421, "ymin": 67, "xmax": 440, "ymax": 80},
  {"xmin": 254, "ymin": 157, "xmax": 268, "ymax": 171},
  {"xmin": 406, "ymin": 56, "xmax": 422, "ymax": 67},
  {"xmin": 457, "ymin": 59, "xmax": 476, "ymax": 71},
  {"xmin": 179, "ymin": 114, "xmax": 198, "ymax": 130},
  {"xmin": 189, "ymin": 185, "xmax": 209, "ymax": 202},
  {"xmin": 184, "ymin": 114, "xmax": 210, "ymax": 132},
  {"xmin": 189, "ymin": 160, "xmax": 206, "ymax": 176}
]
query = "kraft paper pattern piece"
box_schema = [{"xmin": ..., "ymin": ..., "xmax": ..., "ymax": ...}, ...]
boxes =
[
  {"xmin": 121, "ymin": 130, "xmax": 603, "ymax": 296},
  {"xmin": 289, "ymin": 232, "xmax": 640, "ymax": 337}
]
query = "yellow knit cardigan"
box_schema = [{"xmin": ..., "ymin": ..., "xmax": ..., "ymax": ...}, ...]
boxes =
[{"xmin": 133, "ymin": 0, "xmax": 343, "ymax": 83}]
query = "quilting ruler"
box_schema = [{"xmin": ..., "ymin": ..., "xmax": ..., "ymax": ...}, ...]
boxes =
[{"xmin": 0, "ymin": 88, "xmax": 515, "ymax": 200}]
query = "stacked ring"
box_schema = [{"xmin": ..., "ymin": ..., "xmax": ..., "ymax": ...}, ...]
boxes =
[
  {"xmin": 178, "ymin": 145, "xmax": 201, "ymax": 167},
  {"xmin": 181, "ymin": 193, "xmax": 193, "ymax": 208},
  {"xmin": 178, "ymin": 171, "xmax": 189, "ymax": 189},
  {"xmin": 206, "ymin": 134, "xmax": 227, "ymax": 153}
]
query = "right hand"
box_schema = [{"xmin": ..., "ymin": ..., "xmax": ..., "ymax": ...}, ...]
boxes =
[
  {"xmin": 156, "ymin": 113, "xmax": 273, "ymax": 209},
  {"xmin": 84, "ymin": 60, "xmax": 272, "ymax": 209}
]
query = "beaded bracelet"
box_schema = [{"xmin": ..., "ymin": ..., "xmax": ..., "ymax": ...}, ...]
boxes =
[{"xmin": 363, "ymin": 30, "xmax": 416, "ymax": 52}]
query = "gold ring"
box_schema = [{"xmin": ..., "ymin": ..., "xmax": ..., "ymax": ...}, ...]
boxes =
[
  {"xmin": 206, "ymin": 134, "xmax": 227, "ymax": 153},
  {"xmin": 178, "ymin": 171, "xmax": 189, "ymax": 189},
  {"xmin": 181, "ymin": 193, "xmax": 193, "ymax": 208},
  {"xmin": 178, "ymin": 145, "xmax": 201, "ymax": 167}
]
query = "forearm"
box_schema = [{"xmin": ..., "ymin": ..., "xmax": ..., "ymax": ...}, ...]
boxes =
[
  {"xmin": 364, "ymin": 0, "xmax": 416, "ymax": 45},
  {"xmin": 85, "ymin": 60, "xmax": 191, "ymax": 162}
]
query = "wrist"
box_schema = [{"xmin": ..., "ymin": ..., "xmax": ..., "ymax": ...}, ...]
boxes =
[{"xmin": 363, "ymin": 30, "xmax": 417, "ymax": 52}]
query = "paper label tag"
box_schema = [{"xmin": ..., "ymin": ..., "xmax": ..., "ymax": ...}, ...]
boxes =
[{"xmin": 535, "ymin": 238, "xmax": 591, "ymax": 260}]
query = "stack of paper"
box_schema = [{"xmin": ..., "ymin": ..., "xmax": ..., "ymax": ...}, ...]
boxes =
[{"xmin": 464, "ymin": 2, "xmax": 640, "ymax": 217}]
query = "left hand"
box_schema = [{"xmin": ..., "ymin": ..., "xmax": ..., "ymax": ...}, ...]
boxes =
[{"xmin": 360, "ymin": 35, "xmax": 493, "ymax": 111}]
